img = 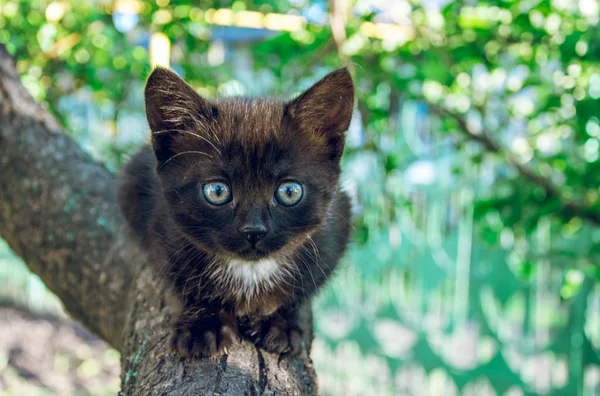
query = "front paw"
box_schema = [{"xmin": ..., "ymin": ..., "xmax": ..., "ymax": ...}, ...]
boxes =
[
  {"xmin": 243, "ymin": 316, "xmax": 303, "ymax": 355},
  {"xmin": 172, "ymin": 315, "xmax": 238, "ymax": 359}
]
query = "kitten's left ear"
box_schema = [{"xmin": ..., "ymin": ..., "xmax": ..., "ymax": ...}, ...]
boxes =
[{"xmin": 286, "ymin": 68, "xmax": 354, "ymax": 160}]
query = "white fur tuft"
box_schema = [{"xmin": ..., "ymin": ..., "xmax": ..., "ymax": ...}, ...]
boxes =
[{"xmin": 210, "ymin": 257, "xmax": 293, "ymax": 299}]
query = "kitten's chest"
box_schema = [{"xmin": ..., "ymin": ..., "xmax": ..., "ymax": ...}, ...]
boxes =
[{"xmin": 209, "ymin": 257, "xmax": 294, "ymax": 316}]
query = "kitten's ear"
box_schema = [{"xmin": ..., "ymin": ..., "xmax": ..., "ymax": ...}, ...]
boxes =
[
  {"xmin": 286, "ymin": 68, "xmax": 354, "ymax": 160},
  {"xmin": 144, "ymin": 67, "xmax": 217, "ymax": 162}
]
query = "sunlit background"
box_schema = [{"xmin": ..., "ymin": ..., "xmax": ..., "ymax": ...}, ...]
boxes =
[{"xmin": 2, "ymin": 0, "xmax": 600, "ymax": 395}]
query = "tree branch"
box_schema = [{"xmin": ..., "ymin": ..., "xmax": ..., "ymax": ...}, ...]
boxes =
[
  {"xmin": 431, "ymin": 106, "xmax": 600, "ymax": 226},
  {"xmin": 0, "ymin": 45, "xmax": 318, "ymax": 395},
  {"xmin": 0, "ymin": 46, "xmax": 131, "ymax": 349}
]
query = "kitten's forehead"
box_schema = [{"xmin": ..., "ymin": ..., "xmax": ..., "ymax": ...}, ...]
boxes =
[
  {"xmin": 210, "ymin": 98, "xmax": 303, "ymax": 177},
  {"xmin": 216, "ymin": 98, "xmax": 286, "ymax": 142},
  {"xmin": 169, "ymin": 96, "xmax": 333, "ymax": 183}
]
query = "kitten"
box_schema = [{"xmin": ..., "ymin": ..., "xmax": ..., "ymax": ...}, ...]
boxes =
[{"xmin": 118, "ymin": 67, "xmax": 354, "ymax": 358}]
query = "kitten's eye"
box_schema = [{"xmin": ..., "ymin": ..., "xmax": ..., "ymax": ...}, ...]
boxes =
[
  {"xmin": 203, "ymin": 182, "xmax": 232, "ymax": 206},
  {"xmin": 275, "ymin": 181, "xmax": 303, "ymax": 207}
]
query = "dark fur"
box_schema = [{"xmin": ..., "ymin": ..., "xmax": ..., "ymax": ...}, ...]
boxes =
[{"xmin": 118, "ymin": 67, "xmax": 354, "ymax": 358}]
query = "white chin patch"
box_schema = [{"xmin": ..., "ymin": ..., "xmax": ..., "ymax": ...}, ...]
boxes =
[{"xmin": 220, "ymin": 257, "xmax": 286, "ymax": 297}]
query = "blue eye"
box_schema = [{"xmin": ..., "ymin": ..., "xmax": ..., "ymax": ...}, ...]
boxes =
[
  {"xmin": 203, "ymin": 182, "xmax": 232, "ymax": 206},
  {"xmin": 275, "ymin": 182, "xmax": 303, "ymax": 206}
]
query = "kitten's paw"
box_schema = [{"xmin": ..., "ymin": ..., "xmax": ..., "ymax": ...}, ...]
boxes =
[
  {"xmin": 172, "ymin": 316, "xmax": 238, "ymax": 359},
  {"xmin": 262, "ymin": 322, "xmax": 303, "ymax": 355},
  {"xmin": 244, "ymin": 317, "xmax": 303, "ymax": 356}
]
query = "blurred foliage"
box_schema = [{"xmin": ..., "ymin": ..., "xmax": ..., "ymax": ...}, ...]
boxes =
[{"xmin": 1, "ymin": 0, "xmax": 600, "ymax": 394}]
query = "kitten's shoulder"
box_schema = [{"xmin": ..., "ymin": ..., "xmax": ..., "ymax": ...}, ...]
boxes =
[{"xmin": 117, "ymin": 145, "xmax": 161, "ymax": 241}]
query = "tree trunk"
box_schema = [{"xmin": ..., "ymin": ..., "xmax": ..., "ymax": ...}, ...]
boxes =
[{"xmin": 0, "ymin": 45, "xmax": 318, "ymax": 395}]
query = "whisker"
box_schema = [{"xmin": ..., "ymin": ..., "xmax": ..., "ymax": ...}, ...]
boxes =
[
  {"xmin": 159, "ymin": 150, "xmax": 214, "ymax": 170},
  {"xmin": 153, "ymin": 129, "xmax": 223, "ymax": 156}
]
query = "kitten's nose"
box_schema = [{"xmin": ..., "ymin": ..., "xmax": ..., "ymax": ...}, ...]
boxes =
[{"xmin": 239, "ymin": 224, "xmax": 268, "ymax": 245}]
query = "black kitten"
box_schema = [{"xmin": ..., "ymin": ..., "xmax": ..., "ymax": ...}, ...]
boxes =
[{"xmin": 118, "ymin": 67, "xmax": 354, "ymax": 358}]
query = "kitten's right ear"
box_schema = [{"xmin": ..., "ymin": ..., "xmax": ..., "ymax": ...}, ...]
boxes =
[{"xmin": 145, "ymin": 67, "xmax": 217, "ymax": 162}]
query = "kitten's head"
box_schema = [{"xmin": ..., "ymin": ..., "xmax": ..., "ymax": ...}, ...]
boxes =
[{"xmin": 144, "ymin": 67, "xmax": 353, "ymax": 261}]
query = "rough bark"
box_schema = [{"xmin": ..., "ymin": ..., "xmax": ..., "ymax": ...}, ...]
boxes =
[{"xmin": 0, "ymin": 45, "xmax": 318, "ymax": 395}]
